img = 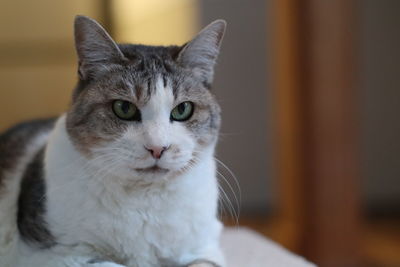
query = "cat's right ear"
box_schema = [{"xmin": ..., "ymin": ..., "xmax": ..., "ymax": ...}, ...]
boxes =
[
  {"xmin": 74, "ymin": 15, "xmax": 126, "ymax": 80},
  {"xmin": 177, "ymin": 20, "xmax": 226, "ymax": 87}
]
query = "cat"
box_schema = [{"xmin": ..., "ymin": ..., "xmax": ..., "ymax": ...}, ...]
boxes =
[{"xmin": 0, "ymin": 15, "xmax": 226, "ymax": 267}]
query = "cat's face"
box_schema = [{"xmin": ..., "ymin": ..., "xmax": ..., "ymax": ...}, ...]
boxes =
[{"xmin": 66, "ymin": 16, "xmax": 225, "ymax": 180}]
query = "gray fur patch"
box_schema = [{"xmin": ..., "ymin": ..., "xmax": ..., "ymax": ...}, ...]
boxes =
[
  {"xmin": 0, "ymin": 119, "xmax": 55, "ymax": 193},
  {"xmin": 18, "ymin": 148, "xmax": 56, "ymax": 248}
]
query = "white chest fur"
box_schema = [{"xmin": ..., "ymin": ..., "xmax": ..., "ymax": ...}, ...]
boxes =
[{"xmin": 43, "ymin": 116, "xmax": 223, "ymax": 267}]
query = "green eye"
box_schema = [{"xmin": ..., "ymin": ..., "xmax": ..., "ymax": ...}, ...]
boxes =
[
  {"xmin": 112, "ymin": 100, "xmax": 140, "ymax": 121},
  {"xmin": 171, "ymin": 101, "xmax": 194, "ymax": 121}
]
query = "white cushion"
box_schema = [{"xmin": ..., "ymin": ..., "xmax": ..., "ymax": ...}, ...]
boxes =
[{"xmin": 221, "ymin": 228, "xmax": 316, "ymax": 267}]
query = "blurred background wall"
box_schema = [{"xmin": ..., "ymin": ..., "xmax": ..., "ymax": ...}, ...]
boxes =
[
  {"xmin": 200, "ymin": 0, "xmax": 272, "ymax": 215},
  {"xmin": 361, "ymin": 0, "xmax": 400, "ymax": 216},
  {"xmin": 0, "ymin": 0, "xmax": 101, "ymax": 127},
  {"xmin": 0, "ymin": 0, "xmax": 399, "ymax": 266}
]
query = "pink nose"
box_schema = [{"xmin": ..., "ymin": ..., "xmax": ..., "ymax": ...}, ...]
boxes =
[{"xmin": 145, "ymin": 145, "xmax": 168, "ymax": 159}]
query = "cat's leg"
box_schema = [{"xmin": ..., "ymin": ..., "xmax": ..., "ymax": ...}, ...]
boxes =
[
  {"xmin": 178, "ymin": 224, "xmax": 226, "ymax": 267},
  {"xmin": 32, "ymin": 256, "xmax": 127, "ymax": 267},
  {"xmin": 16, "ymin": 249, "xmax": 126, "ymax": 267},
  {"xmin": 86, "ymin": 264, "xmax": 126, "ymax": 267},
  {"xmin": 64, "ymin": 257, "xmax": 127, "ymax": 267}
]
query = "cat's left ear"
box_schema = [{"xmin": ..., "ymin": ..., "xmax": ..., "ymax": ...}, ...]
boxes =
[
  {"xmin": 74, "ymin": 15, "xmax": 126, "ymax": 80},
  {"xmin": 177, "ymin": 20, "xmax": 226, "ymax": 86}
]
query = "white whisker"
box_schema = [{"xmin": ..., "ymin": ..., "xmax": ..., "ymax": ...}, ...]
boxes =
[{"xmin": 214, "ymin": 157, "xmax": 241, "ymax": 224}]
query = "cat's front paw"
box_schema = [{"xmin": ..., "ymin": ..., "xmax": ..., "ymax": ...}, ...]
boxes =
[
  {"xmin": 62, "ymin": 257, "xmax": 127, "ymax": 267},
  {"xmin": 187, "ymin": 260, "xmax": 220, "ymax": 267},
  {"xmin": 87, "ymin": 261, "xmax": 126, "ymax": 267},
  {"xmin": 187, "ymin": 264, "xmax": 214, "ymax": 267}
]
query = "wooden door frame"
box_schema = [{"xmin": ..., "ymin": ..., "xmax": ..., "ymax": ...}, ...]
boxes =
[{"xmin": 270, "ymin": 0, "xmax": 362, "ymax": 266}]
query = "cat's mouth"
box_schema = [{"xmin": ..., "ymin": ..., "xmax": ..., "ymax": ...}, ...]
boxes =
[{"xmin": 135, "ymin": 165, "xmax": 169, "ymax": 174}]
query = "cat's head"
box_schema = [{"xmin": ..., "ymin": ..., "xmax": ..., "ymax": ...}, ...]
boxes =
[{"xmin": 66, "ymin": 16, "xmax": 225, "ymax": 181}]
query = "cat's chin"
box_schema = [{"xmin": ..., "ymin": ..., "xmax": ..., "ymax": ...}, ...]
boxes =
[
  {"xmin": 134, "ymin": 165, "xmax": 169, "ymax": 175},
  {"xmin": 127, "ymin": 158, "xmax": 196, "ymax": 179}
]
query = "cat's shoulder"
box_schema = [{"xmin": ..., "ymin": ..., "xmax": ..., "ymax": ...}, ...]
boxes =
[
  {"xmin": 0, "ymin": 118, "xmax": 56, "ymax": 153},
  {"xmin": 0, "ymin": 118, "xmax": 56, "ymax": 183},
  {"xmin": 0, "ymin": 118, "xmax": 56, "ymax": 138}
]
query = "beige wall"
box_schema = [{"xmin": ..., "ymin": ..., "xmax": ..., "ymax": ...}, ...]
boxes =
[
  {"xmin": 0, "ymin": 0, "xmax": 102, "ymax": 131},
  {"xmin": 112, "ymin": 0, "xmax": 198, "ymax": 45}
]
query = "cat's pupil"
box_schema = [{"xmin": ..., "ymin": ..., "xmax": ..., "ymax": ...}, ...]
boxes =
[
  {"xmin": 177, "ymin": 103, "xmax": 186, "ymax": 114},
  {"xmin": 121, "ymin": 102, "xmax": 130, "ymax": 114}
]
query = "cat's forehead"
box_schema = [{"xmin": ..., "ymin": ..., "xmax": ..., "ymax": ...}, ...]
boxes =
[
  {"xmin": 97, "ymin": 68, "xmax": 201, "ymax": 107},
  {"xmin": 119, "ymin": 44, "xmax": 179, "ymax": 77},
  {"xmin": 119, "ymin": 44, "xmax": 203, "ymax": 90}
]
